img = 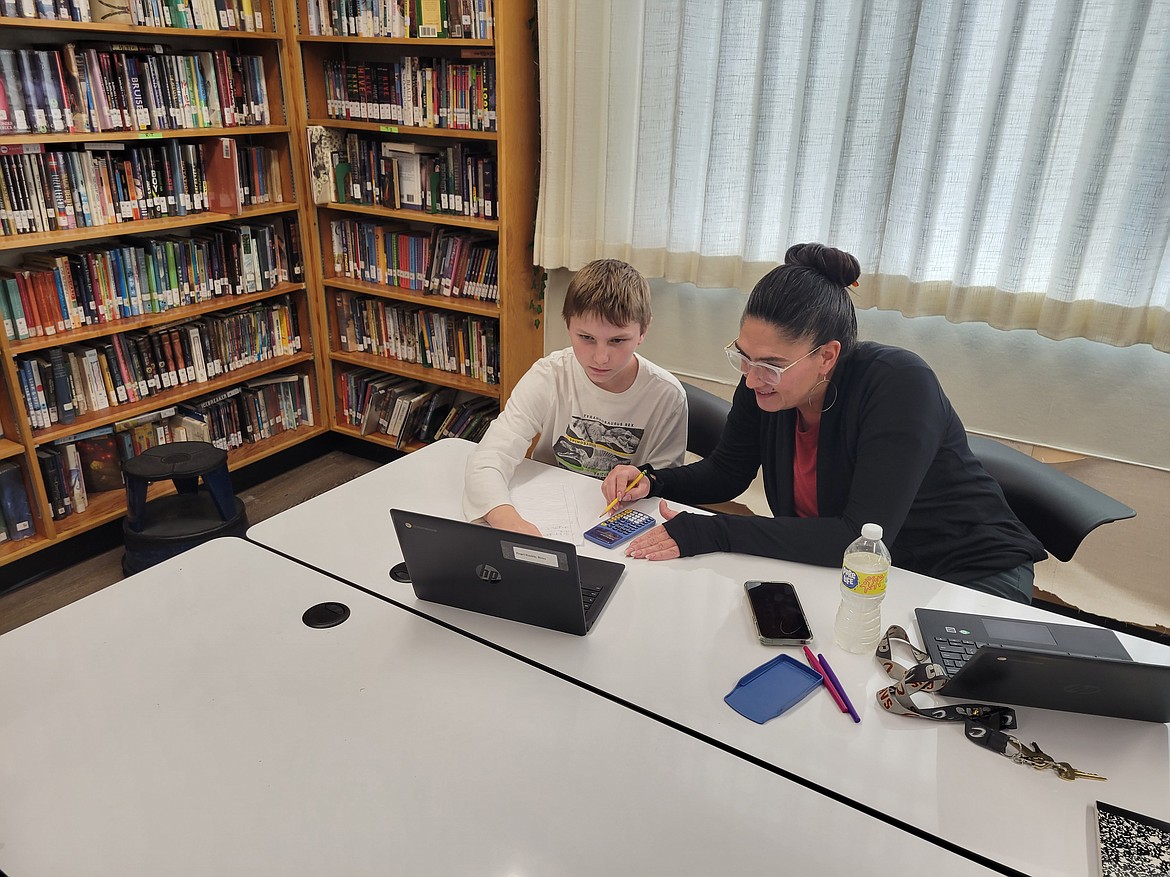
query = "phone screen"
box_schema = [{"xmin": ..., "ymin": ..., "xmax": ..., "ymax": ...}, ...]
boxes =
[{"xmin": 745, "ymin": 581, "xmax": 813, "ymax": 644}]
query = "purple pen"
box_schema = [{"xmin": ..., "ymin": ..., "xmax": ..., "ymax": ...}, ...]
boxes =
[{"xmin": 817, "ymin": 653, "xmax": 861, "ymax": 724}]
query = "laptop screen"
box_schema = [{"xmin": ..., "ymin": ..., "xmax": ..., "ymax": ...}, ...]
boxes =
[{"xmin": 390, "ymin": 509, "xmax": 624, "ymax": 635}]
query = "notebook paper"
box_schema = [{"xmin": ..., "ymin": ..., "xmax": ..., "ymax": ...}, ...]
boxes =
[{"xmin": 510, "ymin": 482, "xmax": 583, "ymax": 545}]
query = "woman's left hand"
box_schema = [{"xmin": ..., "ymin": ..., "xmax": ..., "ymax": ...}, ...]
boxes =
[{"xmin": 625, "ymin": 500, "xmax": 682, "ymax": 560}]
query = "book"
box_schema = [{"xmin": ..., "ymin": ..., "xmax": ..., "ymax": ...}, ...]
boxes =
[
  {"xmin": 1095, "ymin": 800, "xmax": 1170, "ymax": 877},
  {"xmin": 0, "ymin": 275, "xmax": 25, "ymax": 340},
  {"xmin": 59, "ymin": 440, "xmax": 89, "ymax": 513},
  {"xmin": 415, "ymin": 0, "xmax": 445, "ymax": 38},
  {"xmin": 202, "ymin": 137, "xmax": 242, "ymax": 214},
  {"xmin": 414, "ymin": 386, "xmax": 456, "ymax": 444},
  {"xmin": 437, "ymin": 395, "xmax": 496, "ymax": 441},
  {"xmin": 0, "ymin": 461, "xmax": 36, "ymax": 542},
  {"xmin": 0, "ymin": 49, "xmax": 30, "ymax": 134},
  {"xmin": 90, "ymin": 0, "xmax": 132, "ymax": 24},
  {"xmin": 167, "ymin": 407, "xmax": 211, "ymax": 443},
  {"xmin": 306, "ymin": 124, "xmax": 345, "ymax": 205},
  {"xmin": 37, "ymin": 447, "xmax": 72, "ymax": 520},
  {"xmin": 74, "ymin": 426, "xmax": 123, "ymax": 492},
  {"xmin": 393, "ymin": 384, "xmax": 437, "ymax": 449},
  {"xmin": 383, "ymin": 146, "xmax": 440, "ymax": 210},
  {"xmin": 357, "ymin": 373, "xmax": 402, "ymax": 436},
  {"xmin": 47, "ymin": 346, "xmax": 78, "ymax": 424}
]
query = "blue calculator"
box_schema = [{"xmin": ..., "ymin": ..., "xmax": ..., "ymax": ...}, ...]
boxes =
[{"xmin": 584, "ymin": 509, "xmax": 657, "ymax": 548}]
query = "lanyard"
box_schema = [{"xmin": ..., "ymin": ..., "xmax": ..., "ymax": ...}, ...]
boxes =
[
  {"xmin": 873, "ymin": 625, "xmax": 1108, "ymax": 779},
  {"xmin": 874, "ymin": 624, "xmax": 1024, "ymax": 757}
]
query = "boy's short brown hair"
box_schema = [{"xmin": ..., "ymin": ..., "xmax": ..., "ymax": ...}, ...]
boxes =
[{"xmin": 562, "ymin": 259, "xmax": 652, "ymax": 331}]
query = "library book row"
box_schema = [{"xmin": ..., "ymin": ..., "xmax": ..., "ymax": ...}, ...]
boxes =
[
  {"xmin": 338, "ymin": 365, "xmax": 498, "ymax": 449},
  {"xmin": 1, "ymin": 217, "xmax": 303, "ymax": 340},
  {"xmin": 15, "ymin": 295, "xmax": 303, "ymax": 430},
  {"xmin": 322, "ymin": 57, "xmax": 497, "ymax": 132},
  {"xmin": 0, "ymin": 140, "xmax": 282, "ymax": 238},
  {"xmin": 305, "ymin": 0, "xmax": 496, "ymax": 40},
  {"xmin": 309, "ymin": 127, "xmax": 496, "ymax": 219},
  {"xmin": 0, "ymin": 45, "xmax": 273, "ymax": 136},
  {"xmin": 0, "ymin": 0, "xmax": 266, "ymax": 31},
  {"xmin": 334, "ymin": 290, "xmax": 499, "ymax": 385},
  {"xmin": 328, "ymin": 218, "xmax": 497, "ymax": 301},
  {"xmin": 0, "ymin": 371, "xmax": 313, "ymax": 542}
]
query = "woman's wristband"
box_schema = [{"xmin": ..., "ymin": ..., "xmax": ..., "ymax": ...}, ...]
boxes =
[{"xmin": 638, "ymin": 464, "xmax": 661, "ymax": 497}]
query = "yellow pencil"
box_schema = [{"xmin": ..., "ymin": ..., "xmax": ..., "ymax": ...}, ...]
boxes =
[{"xmin": 600, "ymin": 469, "xmax": 646, "ymax": 518}]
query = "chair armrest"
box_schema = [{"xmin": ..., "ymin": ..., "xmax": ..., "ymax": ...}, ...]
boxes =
[{"xmin": 968, "ymin": 436, "xmax": 1136, "ymax": 562}]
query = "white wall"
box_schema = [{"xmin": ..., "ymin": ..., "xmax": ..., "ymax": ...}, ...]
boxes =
[{"xmin": 545, "ymin": 270, "xmax": 1170, "ymax": 471}]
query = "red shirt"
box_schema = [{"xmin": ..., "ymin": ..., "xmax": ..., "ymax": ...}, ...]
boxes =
[{"xmin": 793, "ymin": 416, "xmax": 819, "ymax": 518}]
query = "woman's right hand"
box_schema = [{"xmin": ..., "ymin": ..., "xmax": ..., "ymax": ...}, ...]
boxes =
[{"xmin": 602, "ymin": 465, "xmax": 651, "ymax": 506}]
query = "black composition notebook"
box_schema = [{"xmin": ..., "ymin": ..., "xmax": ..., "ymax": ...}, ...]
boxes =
[
  {"xmin": 1095, "ymin": 801, "xmax": 1170, "ymax": 877},
  {"xmin": 390, "ymin": 509, "xmax": 625, "ymax": 636}
]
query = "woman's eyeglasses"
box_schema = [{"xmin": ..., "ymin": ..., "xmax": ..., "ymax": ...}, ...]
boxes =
[{"xmin": 724, "ymin": 342, "xmax": 821, "ymax": 386}]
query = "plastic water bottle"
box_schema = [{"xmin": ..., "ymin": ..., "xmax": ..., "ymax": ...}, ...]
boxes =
[{"xmin": 834, "ymin": 523, "xmax": 891, "ymax": 654}]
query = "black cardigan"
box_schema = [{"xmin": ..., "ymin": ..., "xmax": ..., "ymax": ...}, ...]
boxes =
[{"xmin": 654, "ymin": 342, "xmax": 1046, "ymax": 585}]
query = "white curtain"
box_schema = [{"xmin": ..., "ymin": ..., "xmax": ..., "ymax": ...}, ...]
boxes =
[{"xmin": 534, "ymin": 0, "xmax": 1170, "ymax": 351}]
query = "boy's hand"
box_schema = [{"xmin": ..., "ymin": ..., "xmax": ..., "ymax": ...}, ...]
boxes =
[
  {"xmin": 484, "ymin": 504, "xmax": 543, "ymax": 538},
  {"xmin": 601, "ymin": 465, "xmax": 651, "ymax": 506},
  {"xmin": 625, "ymin": 501, "xmax": 681, "ymax": 560}
]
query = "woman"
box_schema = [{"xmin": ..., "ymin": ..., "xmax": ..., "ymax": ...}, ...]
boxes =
[{"xmin": 601, "ymin": 243, "xmax": 1046, "ymax": 603}]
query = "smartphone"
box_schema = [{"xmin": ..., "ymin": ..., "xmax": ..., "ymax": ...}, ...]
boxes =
[
  {"xmin": 584, "ymin": 508, "xmax": 656, "ymax": 548},
  {"xmin": 744, "ymin": 581, "xmax": 813, "ymax": 645}
]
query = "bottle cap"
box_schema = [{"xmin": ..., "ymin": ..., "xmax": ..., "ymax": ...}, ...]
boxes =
[{"xmin": 861, "ymin": 522, "xmax": 883, "ymax": 540}]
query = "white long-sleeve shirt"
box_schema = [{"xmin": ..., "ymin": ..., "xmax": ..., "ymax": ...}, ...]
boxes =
[{"xmin": 463, "ymin": 349, "xmax": 688, "ymax": 521}]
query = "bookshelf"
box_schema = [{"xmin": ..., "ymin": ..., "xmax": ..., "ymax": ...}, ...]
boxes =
[
  {"xmin": 0, "ymin": 0, "xmax": 543, "ymax": 567},
  {"xmin": 0, "ymin": 1, "xmax": 330, "ymax": 564},
  {"xmin": 290, "ymin": 0, "xmax": 543, "ymax": 452}
]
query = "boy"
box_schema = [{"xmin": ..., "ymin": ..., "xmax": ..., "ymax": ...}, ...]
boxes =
[{"xmin": 464, "ymin": 259, "xmax": 688, "ymax": 535}]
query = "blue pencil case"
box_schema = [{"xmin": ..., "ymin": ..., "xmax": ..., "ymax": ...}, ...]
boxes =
[{"xmin": 724, "ymin": 653, "xmax": 824, "ymax": 724}]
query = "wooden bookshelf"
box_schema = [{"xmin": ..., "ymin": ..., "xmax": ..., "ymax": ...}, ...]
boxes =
[
  {"xmin": 0, "ymin": 203, "xmax": 300, "ymax": 252},
  {"xmin": 0, "ymin": 0, "xmax": 544, "ymax": 568},
  {"xmin": 7, "ymin": 281, "xmax": 306, "ymax": 353},
  {"xmin": 290, "ymin": 0, "xmax": 542, "ymax": 447},
  {"xmin": 0, "ymin": 2, "xmax": 328, "ymax": 565}
]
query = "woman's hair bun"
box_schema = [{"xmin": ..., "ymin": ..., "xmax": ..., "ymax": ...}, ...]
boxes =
[{"xmin": 783, "ymin": 243, "xmax": 860, "ymax": 288}]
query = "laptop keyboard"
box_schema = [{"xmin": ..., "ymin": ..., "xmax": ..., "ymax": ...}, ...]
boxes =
[
  {"xmin": 581, "ymin": 585, "xmax": 602, "ymax": 613},
  {"xmin": 933, "ymin": 636, "xmax": 989, "ymax": 675}
]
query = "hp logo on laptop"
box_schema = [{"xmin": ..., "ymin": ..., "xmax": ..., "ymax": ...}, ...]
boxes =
[{"xmin": 476, "ymin": 564, "xmax": 502, "ymax": 583}]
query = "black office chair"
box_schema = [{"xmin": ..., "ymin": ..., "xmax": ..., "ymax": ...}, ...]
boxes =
[
  {"xmin": 681, "ymin": 381, "xmax": 731, "ymax": 458},
  {"xmin": 967, "ymin": 435, "xmax": 1136, "ymax": 562}
]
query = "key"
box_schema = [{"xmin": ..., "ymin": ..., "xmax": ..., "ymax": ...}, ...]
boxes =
[
  {"xmin": 1053, "ymin": 762, "xmax": 1108, "ymax": 781},
  {"xmin": 1021, "ymin": 741, "xmax": 1055, "ymax": 770},
  {"xmin": 1008, "ymin": 739, "xmax": 1051, "ymax": 769}
]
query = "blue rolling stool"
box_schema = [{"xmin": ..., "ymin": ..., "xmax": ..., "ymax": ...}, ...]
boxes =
[{"xmin": 121, "ymin": 441, "xmax": 249, "ymax": 575}]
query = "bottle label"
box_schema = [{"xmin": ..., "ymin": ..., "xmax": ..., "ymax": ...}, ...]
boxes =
[{"xmin": 842, "ymin": 566, "xmax": 887, "ymax": 597}]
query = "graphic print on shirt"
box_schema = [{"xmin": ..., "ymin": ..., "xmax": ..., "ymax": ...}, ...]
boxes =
[{"xmin": 552, "ymin": 416, "xmax": 643, "ymax": 478}]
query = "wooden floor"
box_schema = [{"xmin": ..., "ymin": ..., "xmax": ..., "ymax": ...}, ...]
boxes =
[{"xmin": 0, "ymin": 450, "xmax": 381, "ymax": 636}]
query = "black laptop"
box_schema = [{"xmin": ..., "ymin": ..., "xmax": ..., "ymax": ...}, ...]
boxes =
[
  {"xmin": 915, "ymin": 608, "xmax": 1170, "ymax": 723},
  {"xmin": 390, "ymin": 509, "xmax": 625, "ymax": 635}
]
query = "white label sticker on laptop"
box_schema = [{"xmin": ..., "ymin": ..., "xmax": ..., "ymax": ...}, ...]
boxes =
[{"xmin": 503, "ymin": 542, "xmax": 568, "ymax": 571}]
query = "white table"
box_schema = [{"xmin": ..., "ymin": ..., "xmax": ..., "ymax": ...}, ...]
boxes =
[
  {"xmin": 0, "ymin": 538, "xmax": 1004, "ymax": 877},
  {"xmin": 249, "ymin": 438, "xmax": 1170, "ymax": 877}
]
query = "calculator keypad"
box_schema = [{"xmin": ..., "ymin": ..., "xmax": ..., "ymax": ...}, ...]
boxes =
[
  {"xmin": 584, "ymin": 509, "xmax": 656, "ymax": 548},
  {"xmin": 606, "ymin": 510, "xmax": 653, "ymax": 533}
]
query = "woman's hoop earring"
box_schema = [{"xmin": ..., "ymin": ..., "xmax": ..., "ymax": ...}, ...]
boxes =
[{"xmin": 809, "ymin": 377, "xmax": 837, "ymax": 413}]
